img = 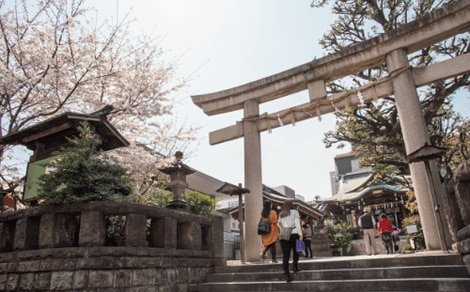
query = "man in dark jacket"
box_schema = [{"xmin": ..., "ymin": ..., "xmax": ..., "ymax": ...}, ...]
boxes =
[{"xmin": 358, "ymin": 207, "xmax": 377, "ymax": 255}]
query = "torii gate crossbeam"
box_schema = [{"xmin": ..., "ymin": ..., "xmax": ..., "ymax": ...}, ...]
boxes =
[
  {"xmin": 209, "ymin": 53, "xmax": 470, "ymax": 145},
  {"xmin": 192, "ymin": 0, "xmax": 470, "ymax": 262}
]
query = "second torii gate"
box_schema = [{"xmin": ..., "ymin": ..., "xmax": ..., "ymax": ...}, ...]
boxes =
[{"xmin": 192, "ymin": 1, "xmax": 470, "ymax": 262}]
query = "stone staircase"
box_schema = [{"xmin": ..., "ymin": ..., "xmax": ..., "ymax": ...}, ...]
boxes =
[{"xmin": 190, "ymin": 253, "xmax": 470, "ymax": 291}]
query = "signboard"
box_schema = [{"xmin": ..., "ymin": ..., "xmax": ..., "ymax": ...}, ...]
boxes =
[
  {"xmin": 23, "ymin": 156, "xmax": 59, "ymax": 201},
  {"xmin": 406, "ymin": 224, "xmax": 418, "ymax": 234}
]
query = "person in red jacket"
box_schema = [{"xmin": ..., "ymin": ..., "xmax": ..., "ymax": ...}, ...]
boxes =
[{"xmin": 377, "ymin": 213, "xmax": 394, "ymax": 254}]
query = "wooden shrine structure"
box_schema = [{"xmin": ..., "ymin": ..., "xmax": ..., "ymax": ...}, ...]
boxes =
[{"xmin": 0, "ymin": 106, "xmax": 129, "ymax": 202}]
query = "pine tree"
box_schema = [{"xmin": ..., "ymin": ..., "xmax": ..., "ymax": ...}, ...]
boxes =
[{"xmin": 38, "ymin": 122, "xmax": 133, "ymax": 204}]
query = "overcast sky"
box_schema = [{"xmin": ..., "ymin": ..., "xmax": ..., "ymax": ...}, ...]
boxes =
[{"xmin": 94, "ymin": 0, "xmax": 469, "ymax": 201}]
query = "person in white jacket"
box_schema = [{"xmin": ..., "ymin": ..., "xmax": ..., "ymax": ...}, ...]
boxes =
[{"xmin": 278, "ymin": 200, "xmax": 303, "ymax": 282}]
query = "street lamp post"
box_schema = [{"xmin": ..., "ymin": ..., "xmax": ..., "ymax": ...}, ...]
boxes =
[{"xmin": 217, "ymin": 182, "xmax": 250, "ymax": 263}]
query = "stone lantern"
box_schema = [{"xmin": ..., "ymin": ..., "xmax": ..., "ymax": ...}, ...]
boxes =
[{"xmin": 159, "ymin": 151, "xmax": 195, "ymax": 210}]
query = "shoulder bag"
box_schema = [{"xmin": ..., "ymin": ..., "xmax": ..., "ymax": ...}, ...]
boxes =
[
  {"xmin": 257, "ymin": 217, "xmax": 271, "ymax": 235},
  {"xmin": 279, "ymin": 226, "xmax": 294, "ymax": 240}
]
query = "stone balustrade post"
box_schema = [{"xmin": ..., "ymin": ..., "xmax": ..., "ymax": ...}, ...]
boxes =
[
  {"xmin": 149, "ymin": 217, "xmax": 177, "ymax": 248},
  {"xmin": 13, "ymin": 218, "xmax": 27, "ymax": 250},
  {"xmin": 0, "ymin": 222, "xmax": 6, "ymax": 251},
  {"xmin": 79, "ymin": 211, "xmax": 105, "ymax": 246},
  {"xmin": 177, "ymin": 221, "xmax": 201, "ymax": 250},
  {"xmin": 125, "ymin": 213, "xmax": 147, "ymax": 247},
  {"xmin": 210, "ymin": 215, "xmax": 224, "ymax": 259},
  {"xmin": 39, "ymin": 214, "xmax": 55, "ymax": 248},
  {"xmin": 54, "ymin": 214, "xmax": 79, "ymax": 247},
  {"xmin": 1, "ymin": 221, "xmax": 16, "ymax": 251}
]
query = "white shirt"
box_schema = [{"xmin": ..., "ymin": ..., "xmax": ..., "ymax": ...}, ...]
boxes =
[{"xmin": 279, "ymin": 209, "xmax": 302, "ymax": 235}]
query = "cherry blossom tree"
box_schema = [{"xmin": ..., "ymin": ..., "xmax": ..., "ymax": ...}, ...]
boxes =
[{"xmin": 0, "ymin": 0, "xmax": 196, "ymax": 196}]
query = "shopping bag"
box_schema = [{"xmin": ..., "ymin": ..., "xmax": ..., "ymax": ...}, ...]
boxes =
[{"xmin": 295, "ymin": 239, "xmax": 305, "ymax": 256}]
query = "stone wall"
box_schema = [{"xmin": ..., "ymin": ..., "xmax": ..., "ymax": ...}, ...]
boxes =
[
  {"xmin": 454, "ymin": 160, "xmax": 470, "ymax": 274},
  {"xmin": 0, "ymin": 201, "xmax": 224, "ymax": 291},
  {"xmin": 311, "ymin": 233, "xmax": 332, "ymax": 257},
  {"xmin": 350, "ymin": 237, "xmax": 409, "ymax": 255}
]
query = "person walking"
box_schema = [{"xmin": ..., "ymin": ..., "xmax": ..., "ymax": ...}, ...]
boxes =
[
  {"xmin": 260, "ymin": 200, "xmax": 279, "ymax": 263},
  {"xmin": 278, "ymin": 200, "xmax": 302, "ymax": 282},
  {"xmin": 391, "ymin": 227, "xmax": 401, "ymax": 253},
  {"xmin": 377, "ymin": 213, "xmax": 394, "ymax": 254},
  {"xmin": 302, "ymin": 223, "xmax": 313, "ymax": 258},
  {"xmin": 358, "ymin": 207, "xmax": 376, "ymax": 255}
]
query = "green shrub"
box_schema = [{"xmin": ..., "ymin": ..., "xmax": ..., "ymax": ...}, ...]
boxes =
[
  {"xmin": 133, "ymin": 188, "xmax": 215, "ymax": 216},
  {"xmin": 38, "ymin": 122, "xmax": 133, "ymax": 204},
  {"xmin": 402, "ymin": 215, "xmax": 425, "ymax": 249},
  {"xmin": 184, "ymin": 190, "xmax": 216, "ymax": 216},
  {"xmin": 327, "ymin": 222, "xmax": 353, "ymax": 248}
]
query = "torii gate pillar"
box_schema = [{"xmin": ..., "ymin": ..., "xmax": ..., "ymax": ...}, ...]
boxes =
[
  {"xmin": 243, "ymin": 100, "xmax": 264, "ymax": 262},
  {"xmin": 386, "ymin": 49, "xmax": 451, "ymax": 250}
]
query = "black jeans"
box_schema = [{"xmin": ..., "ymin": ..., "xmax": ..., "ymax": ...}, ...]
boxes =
[
  {"xmin": 303, "ymin": 239, "xmax": 312, "ymax": 257},
  {"xmin": 381, "ymin": 232, "xmax": 394, "ymax": 254},
  {"xmin": 280, "ymin": 233, "xmax": 300, "ymax": 274}
]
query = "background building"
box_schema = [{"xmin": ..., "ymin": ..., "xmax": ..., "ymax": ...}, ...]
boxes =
[{"xmin": 322, "ymin": 152, "xmax": 409, "ymax": 228}]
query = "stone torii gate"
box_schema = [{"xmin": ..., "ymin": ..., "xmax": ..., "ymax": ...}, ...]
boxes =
[{"xmin": 192, "ymin": 1, "xmax": 470, "ymax": 262}]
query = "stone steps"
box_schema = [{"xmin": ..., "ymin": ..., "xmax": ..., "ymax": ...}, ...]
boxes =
[
  {"xmin": 208, "ymin": 265, "xmax": 469, "ymax": 282},
  {"xmin": 193, "ymin": 278, "xmax": 470, "ymax": 291},
  {"xmin": 191, "ymin": 253, "xmax": 470, "ymax": 291},
  {"xmin": 214, "ymin": 253, "xmax": 464, "ymax": 273}
]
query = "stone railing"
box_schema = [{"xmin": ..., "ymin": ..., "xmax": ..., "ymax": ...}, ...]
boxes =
[{"xmin": 0, "ymin": 201, "xmax": 224, "ymax": 291}]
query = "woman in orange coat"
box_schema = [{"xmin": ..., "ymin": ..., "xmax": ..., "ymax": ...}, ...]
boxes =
[{"xmin": 260, "ymin": 200, "xmax": 280, "ymax": 263}]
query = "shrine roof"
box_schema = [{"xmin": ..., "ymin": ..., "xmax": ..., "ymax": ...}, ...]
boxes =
[
  {"xmin": 0, "ymin": 111, "xmax": 129, "ymax": 151},
  {"xmin": 322, "ymin": 172, "xmax": 407, "ymax": 203},
  {"xmin": 216, "ymin": 182, "xmax": 249, "ymax": 196},
  {"xmin": 337, "ymin": 171, "xmax": 374, "ymax": 196},
  {"xmin": 324, "ymin": 184, "xmax": 407, "ymax": 203},
  {"xmin": 334, "ymin": 151, "xmax": 357, "ymax": 159},
  {"xmin": 263, "ymin": 190, "xmax": 324, "ymax": 219},
  {"xmin": 216, "ymin": 185, "xmax": 324, "ymax": 219}
]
